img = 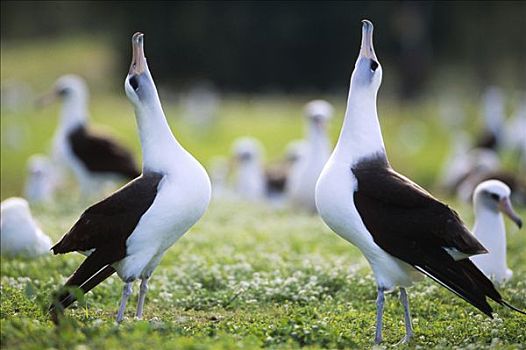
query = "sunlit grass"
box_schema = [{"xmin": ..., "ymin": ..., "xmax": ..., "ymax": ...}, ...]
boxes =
[{"xmin": 1, "ymin": 200, "xmax": 525, "ymax": 349}]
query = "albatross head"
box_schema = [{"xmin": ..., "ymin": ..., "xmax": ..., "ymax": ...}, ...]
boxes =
[
  {"xmin": 350, "ymin": 20, "xmax": 382, "ymax": 96},
  {"xmin": 54, "ymin": 75, "xmax": 88, "ymax": 100},
  {"xmin": 473, "ymin": 180, "xmax": 523, "ymax": 228},
  {"xmin": 232, "ymin": 137, "xmax": 263, "ymax": 166},
  {"xmin": 37, "ymin": 74, "xmax": 89, "ymax": 107},
  {"xmin": 125, "ymin": 32, "xmax": 160, "ymax": 109},
  {"xmin": 304, "ymin": 100, "xmax": 334, "ymax": 129}
]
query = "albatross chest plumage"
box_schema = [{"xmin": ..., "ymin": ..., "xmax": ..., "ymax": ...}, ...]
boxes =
[{"xmin": 116, "ymin": 159, "xmax": 210, "ymax": 281}]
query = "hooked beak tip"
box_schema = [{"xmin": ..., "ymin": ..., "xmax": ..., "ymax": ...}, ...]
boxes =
[
  {"xmin": 499, "ymin": 197, "xmax": 523, "ymax": 229},
  {"xmin": 361, "ymin": 19, "xmax": 373, "ymax": 31},
  {"xmin": 132, "ymin": 32, "xmax": 144, "ymax": 45}
]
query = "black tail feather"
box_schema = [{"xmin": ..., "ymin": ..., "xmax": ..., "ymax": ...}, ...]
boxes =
[
  {"xmin": 416, "ymin": 265, "xmax": 494, "ymax": 317},
  {"xmin": 49, "ymin": 251, "xmax": 115, "ymax": 323},
  {"xmin": 500, "ymin": 300, "xmax": 526, "ymax": 315},
  {"xmin": 416, "ymin": 256, "xmax": 525, "ymax": 318},
  {"xmin": 415, "ymin": 256, "xmax": 502, "ymax": 317}
]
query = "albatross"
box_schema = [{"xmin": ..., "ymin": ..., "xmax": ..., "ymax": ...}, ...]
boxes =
[
  {"xmin": 231, "ymin": 137, "xmax": 266, "ymax": 201},
  {"xmin": 287, "ymin": 100, "xmax": 333, "ymax": 212},
  {"xmin": 1, "ymin": 197, "xmax": 52, "ymax": 258},
  {"xmin": 471, "ymin": 180, "xmax": 522, "ymax": 284},
  {"xmin": 315, "ymin": 20, "xmax": 525, "ymax": 344},
  {"xmin": 24, "ymin": 154, "xmax": 58, "ymax": 203},
  {"xmin": 40, "ymin": 74, "xmax": 140, "ymax": 194},
  {"xmin": 49, "ymin": 33, "xmax": 211, "ymax": 323}
]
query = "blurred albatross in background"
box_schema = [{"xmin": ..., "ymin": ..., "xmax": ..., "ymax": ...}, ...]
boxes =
[
  {"xmin": 1, "ymin": 197, "xmax": 52, "ymax": 258},
  {"xmin": 39, "ymin": 74, "xmax": 140, "ymax": 194},
  {"xmin": 471, "ymin": 180, "xmax": 522, "ymax": 284},
  {"xmin": 287, "ymin": 100, "xmax": 333, "ymax": 212}
]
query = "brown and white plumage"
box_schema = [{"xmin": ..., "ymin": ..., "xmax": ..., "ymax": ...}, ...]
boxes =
[
  {"xmin": 315, "ymin": 20, "xmax": 524, "ymax": 345},
  {"xmin": 50, "ymin": 33, "xmax": 211, "ymax": 323},
  {"xmin": 41, "ymin": 75, "xmax": 140, "ymax": 194}
]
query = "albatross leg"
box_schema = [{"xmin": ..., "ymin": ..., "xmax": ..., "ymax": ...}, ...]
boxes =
[
  {"xmin": 375, "ymin": 287, "xmax": 385, "ymax": 344},
  {"xmin": 116, "ymin": 282, "xmax": 132, "ymax": 323},
  {"xmin": 136, "ymin": 278, "xmax": 149, "ymax": 319},
  {"xmin": 398, "ymin": 287, "xmax": 413, "ymax": 344}
]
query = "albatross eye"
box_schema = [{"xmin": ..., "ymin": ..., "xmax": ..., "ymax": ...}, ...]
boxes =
[
  {"xmin": 490, "ymin": 193, "xmax": 500, "ymax": 201},
  {"xmin": 129, "ymin": 76, "xmax": 139, "ymax": 91},
  {"xmin": 57, "ymin": 87, "xmax": 69, "ymax": 96},
  {"xmin": 370, "ymin": 60, "xmax": 379, "ymax": 72}
]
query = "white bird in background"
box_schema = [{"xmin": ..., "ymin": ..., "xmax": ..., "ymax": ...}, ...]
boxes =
[
  {"xmin": 287, "ymin": 100, "xmax": 333, "ymax": 212},
  {"xmin": 49, "ymin": 33, "xmax": 211, "ymax": 323},
  {"xmin": 24, "ymin": 154, "xmax": 59, "ymax": 203},
  {"xmin": 315, "ymin": 20, "xmax": 524, "ymax": 345},
  {"xmin": 231, "ymin": 137, "xmax": 266, "ymax": 201},
  {"xmin": 208, "ymin": 156, "xmax": 233, "ymax": 200},
  {"xmin": 438, "ymin": 131, "xmax": 472, "ymax": 188},
  {"xmin": 471, "ymin": 180, "xmax": 522, "ymax": 284},
  {"xmin": 39, "ymin": 74, "xmax": 140, "ymax": 194},
  {"xmin": 262, "ymin": 140, "xmax": 308, "ymax": 205},
  {"xmin": 475, "ymin": 86, "xmax": 505, "ymax": 150},
  {"xmin": 284, "ymin": 139, "xmax": 308, "ymax": 167},
  {"xmin": 438, "ymin": 137, "xmax": 502, "ymax": 197},
  {"xmin": 1, "ymin": 197, "xmax": 52, "ymax": 258}
]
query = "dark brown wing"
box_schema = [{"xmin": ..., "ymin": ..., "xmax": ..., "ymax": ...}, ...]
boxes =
[
  {"xmin": 265, "ymin": 164, "xmax": 288, "ymax": 195},
  {"xmin": 69, "ymin": 125, "xmax": 140, "ymax": 179},
  {"xmin": 474, "ymin": 130, "xmax": 498, "ymax": 150},
  {"xmin": 49, "ymin": 172, "xmax": 163, "ymax": 318},
  {"xmin": 353, "ymin": 164, "xmax": 486, "ymax": 257},
  {"xmin": 52, "ymin": 172, "xmax": 163, "ymax": 255},
  {"xmin": 351, "ymin": 158, "xmax": 505, "ymax": 316}
]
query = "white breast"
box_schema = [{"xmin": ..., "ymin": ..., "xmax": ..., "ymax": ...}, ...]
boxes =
[
  {"xmin": 471, "ymin": 212, "xmax": 512, "ymax": 284},
  {"xmin": 315, "ymin": 159, "xmax": 419, "ymax": 290},
  {"xmin": 115, "ymin": 157, "xmax": 211, "ymax": 281}
]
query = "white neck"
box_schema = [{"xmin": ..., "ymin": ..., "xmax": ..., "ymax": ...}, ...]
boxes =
[
  {"xmin": 308, "ymin": 122, "xmax": 330, "ymax": 155},
  {"xmin": 332, "ymin": 88, "xmax": 385, "ymax": 165},
  {"xmin": 236, "ymin": 161, "xmax": 264, "ymax": 198},
  {"xmin": 58, "ymin": 95, "xmax": 88, "ymax": 134},
  {"xmin": 485, "ymin": 103, "xmax": 504, "ymax": 134},
  {"xmin": 473, "ymin": 205, "xmax": 507, "ymax": 262},
  {"xmin": 134, "ymin": 101, "xmax": 186, "ymax": 173}
]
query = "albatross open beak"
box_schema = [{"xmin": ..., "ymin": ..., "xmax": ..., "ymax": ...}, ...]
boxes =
[
  {"xmin": 129, "ymin": 32, "xmax": 146, "ymax": 76},
  {"xmin": 360, "ymin": 20, "xmax": 378, "ymax": 61},
  {"xmin": 499, "ymin": 197, "xmax": 523, "ymax": 229}
]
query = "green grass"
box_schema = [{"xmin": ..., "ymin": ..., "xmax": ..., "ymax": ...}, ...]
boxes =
[
  {"xmin": 2, "ymin": 36, "xmax": 526, "ymax": 349},
  {"xmin": 1, "ymin": 200, "xmax": 525, "ymax": 349}
]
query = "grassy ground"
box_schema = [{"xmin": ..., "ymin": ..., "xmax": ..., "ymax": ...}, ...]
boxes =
[
  {"xmin": 2, "ymin": 37, "xmax": 525, "ymax": 349},
  {"xmin": 1, "ymin": 199, "xmax": 525, "ymax": 349}
]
